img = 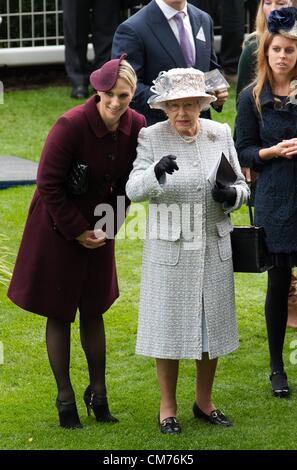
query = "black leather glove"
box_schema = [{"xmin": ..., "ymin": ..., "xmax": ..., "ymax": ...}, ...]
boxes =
[
  {"xmin": 211, "ymin": 181, "xmax": 237, "ymax": 205},
  {"xmin": 154, "ymin": 155, "xmax": 179, "ymax": 181}
]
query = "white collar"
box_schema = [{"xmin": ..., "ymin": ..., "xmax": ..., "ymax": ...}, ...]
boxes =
[{"xmin": 155, "ymin": 0, "xmax": 188, "ymax": 20}]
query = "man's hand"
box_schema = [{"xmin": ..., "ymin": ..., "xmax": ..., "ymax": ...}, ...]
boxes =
[{"xmin": 212, "ymin": 88, "xmax": 229, "ymax": 109}]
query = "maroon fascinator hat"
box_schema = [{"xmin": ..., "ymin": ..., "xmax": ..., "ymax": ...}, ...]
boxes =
[{"xmin": 90, "ymin": 53, "xmax": 128, "ymax": 91}]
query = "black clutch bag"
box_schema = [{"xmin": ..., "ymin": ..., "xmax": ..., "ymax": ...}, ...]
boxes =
[
  {"xmin": 231, "ymin": 201, "xmax": 273, "ymax": 273},
  {"xmin": 67, "ymin": 161, "xmax": 89, "ymax": 195}
]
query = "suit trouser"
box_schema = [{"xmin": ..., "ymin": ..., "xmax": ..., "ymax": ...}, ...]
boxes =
[
  {"xmin": 245, "ymin": 0, "xmax": 258, "ymax": 31},
  {"xmin": 189, "ymin": 0, "xmax": 220, "ymax": 23},
  {"xmin": 219, "ymin": 0, "xmax": 245, "ymax": 74},
  {"xmin": 191, "ymin": 0, "xmax": 245, "ymax": 75},
  {"xmin": 62, "ymin": 0, "xmax": 122, "ymax": 87}
]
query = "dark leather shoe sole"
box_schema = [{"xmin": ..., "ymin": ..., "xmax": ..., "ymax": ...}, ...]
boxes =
[{"xmin": 193, "ymin": 402, "xmax": 233, "ymax": 427}]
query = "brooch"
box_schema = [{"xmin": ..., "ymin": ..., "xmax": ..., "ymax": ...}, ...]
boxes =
[{"xmin": 207, "ymin": 131, "xmax": 218, "ymax": 142}]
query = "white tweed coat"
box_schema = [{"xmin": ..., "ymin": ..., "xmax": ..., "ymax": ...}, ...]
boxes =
[{"xmin": 126, "ymin": 118, "xmax": 249, "ymax": 360}]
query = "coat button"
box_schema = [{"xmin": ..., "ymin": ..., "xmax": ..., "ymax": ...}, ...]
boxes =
[
  {"xmin": 111, "ymin": 133, "xmax": 118, "ymax": 141},
  {"xmin": 104, "ymin": 174, "xmax": 112, "ymax": 182},
  {"xmin": 197, "ymin": 187, "xmax": 202, "ymax": 192},
  {"xmin": 107, "ymin": 153, "xmax": 116, "ymax": 161}
]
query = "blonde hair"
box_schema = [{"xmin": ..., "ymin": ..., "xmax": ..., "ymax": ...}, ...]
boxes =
[
  {"xmin": 118, "ymin": 60, "xmax": 137, "ymax": 90},
  {"xmin": 255, "ymin": 1, "xmax": 295, "ymax": 37},
  {"xmin": 255, "ymin": 0, "xmax": 268, "ymax": 36},
  {"xmin": 253, "ymin": 30, "xmax": 297, "ymax": 113}
]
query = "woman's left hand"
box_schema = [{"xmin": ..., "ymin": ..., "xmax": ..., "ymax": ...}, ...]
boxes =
[
  {"xmin": 76, "ymin": 229, "xmax": 107, "ymax": 249},
  {"xmin": 241, "ymin": 167, "xmax": 258, "ymax": 184},
  {"xmin": 213, "ymin": 88, "xmax": 229, "ymax": 108},
  {"xmin": 211, "ymin": 182, "xmax": 236, "ymax": 205}
]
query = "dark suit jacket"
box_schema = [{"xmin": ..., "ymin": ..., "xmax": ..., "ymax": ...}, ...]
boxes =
[
  {"xmin": 112, "ymin": 0, "xmax": 219, "ymax": 124},
  {"xmin": 8, "ymin": 96, "xmax": 146, "ymax": 321}
]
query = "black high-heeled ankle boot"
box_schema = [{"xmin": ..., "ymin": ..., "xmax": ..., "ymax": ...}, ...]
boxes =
[
  {"xmin": 56, "ymin": 398, "xmax": 83, "ymax": 429},
  {"xmin": 83, "ymin": 385, "xmax": 118, "ymax": 423}
]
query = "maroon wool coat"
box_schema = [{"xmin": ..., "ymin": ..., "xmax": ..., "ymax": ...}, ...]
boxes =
[{"xmin": 8, "ymin": 95, "xmax": 146, "ymax": 322}]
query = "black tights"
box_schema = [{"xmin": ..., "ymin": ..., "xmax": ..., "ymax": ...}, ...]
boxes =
[
  {"xmin": 46, "ymin": 315, "xmax": 106, "ymax": 402},
  {"xmin": 265, "ymin": 266, "xmax": 291, "ymax": 372}
]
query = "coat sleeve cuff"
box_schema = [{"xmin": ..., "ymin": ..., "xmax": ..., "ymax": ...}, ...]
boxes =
[
  {"xmin": 126, "ymin": 163, "xmax": 164, "ymax": 202},
  {"xmin": 56, "ymin": 217, "xmax": 90, "ymax": 241},
  {"xmin": 223, "ymin": 184, "xmax": 250, "ymax": 214},
  {"xmin": 254, "ymin": 150, "xmax": 268, "ymax": 169}
]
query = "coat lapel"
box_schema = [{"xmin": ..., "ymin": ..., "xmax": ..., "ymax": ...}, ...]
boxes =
[{"xmin": 146, "ymin": 1, "xmax": 187, "ymax": 67}]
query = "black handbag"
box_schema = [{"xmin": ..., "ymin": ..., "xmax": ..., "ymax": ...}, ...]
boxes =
[
  {"xmin": 231, "ymin": 201, "xmax": 273, "ymax": 273},
  {"xmin": 67, "ymin": 161, "xmax": 89, "ymax": 195}
]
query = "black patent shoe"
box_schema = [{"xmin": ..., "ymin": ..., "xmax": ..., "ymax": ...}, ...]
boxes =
[
  {"xmin": 83, "ymin": 386, "xmax": 118, "ymax": 423},
  {"xmin": 71, "ymin": 85, "xmax": 89, "ymax": 99},
  {"xmin": 270, "ymin": 370, "xmax": 290, "ymax": 398},
  {"xmin": 158, "ymin": 413, "xmax": 181, "ymax": 434},
  {"xmin": 56, "ymin": 398, "xmax": 83, "ymax": 429},
  {"xmin": 193, "ymin": 403, "xmax": 233, "ymax": 427}
]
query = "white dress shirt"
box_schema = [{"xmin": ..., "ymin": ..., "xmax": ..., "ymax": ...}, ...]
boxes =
[{"xmin": 155, "ymin": 0, "xmax": 196, "ymax": 62}]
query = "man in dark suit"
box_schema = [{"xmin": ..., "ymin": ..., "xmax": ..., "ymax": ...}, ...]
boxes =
[
  {"xmin": 62, "ymin": 0, "xmax": 123, "ymax": 99},
  {"xmin": 112, "ymin": 0, "xmax": 228, "ymax": 125}
]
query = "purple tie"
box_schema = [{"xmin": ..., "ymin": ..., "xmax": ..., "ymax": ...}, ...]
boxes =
[{"xmin": 174, "ymin": 11, "xmax": 195, "ymax": 67}]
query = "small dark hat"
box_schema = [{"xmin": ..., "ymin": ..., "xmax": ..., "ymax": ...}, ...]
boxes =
[
  {"xmin": 268, "ymin": 7, "xmax": 297, "ymax": 39},
  {"xmin": 90, "ymin": 53, "xmax": 128, "ymax": 91}
]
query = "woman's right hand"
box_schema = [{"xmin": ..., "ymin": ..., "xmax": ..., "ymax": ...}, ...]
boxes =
[
  {"xmin": 154, "ymin": 155, "xmax": 179, "ymax": 181},
  {"xmin": 76, "ymin": 229, "xmax": 107, "ymax": 249}
]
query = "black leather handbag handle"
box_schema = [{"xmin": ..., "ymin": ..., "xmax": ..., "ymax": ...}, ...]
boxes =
[{"xmin": 247, "ymin": 197, "xmax": 254, "ymax": 226}]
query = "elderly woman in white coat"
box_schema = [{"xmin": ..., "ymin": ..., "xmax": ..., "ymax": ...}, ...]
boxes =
[{"xmin": 126, "ymin": 68, "xmax": 249, "ymax": 434}]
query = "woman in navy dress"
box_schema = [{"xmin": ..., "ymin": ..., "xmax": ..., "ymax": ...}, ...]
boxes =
[{"xmin": 236, "ymin": 8, "xmax": 297, "ymax": 398}]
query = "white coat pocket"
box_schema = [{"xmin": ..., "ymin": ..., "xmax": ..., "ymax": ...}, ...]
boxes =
[
  {"xmin": 150, "ymin": 239, "xmax": 181, "ymax": 266},
  {"xmin": 216, "ymin": 218, "xmax": 234, "ymax": 261}
]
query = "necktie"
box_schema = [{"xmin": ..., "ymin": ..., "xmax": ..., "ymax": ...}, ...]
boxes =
[{"xmin": 174, "ymin": 11, "xmax": 195, "ymax": 68}]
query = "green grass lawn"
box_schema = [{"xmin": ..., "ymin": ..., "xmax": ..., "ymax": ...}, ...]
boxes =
[{"xmin": 0, "ymin": 86, "xmax": 297, "ymax": 450}]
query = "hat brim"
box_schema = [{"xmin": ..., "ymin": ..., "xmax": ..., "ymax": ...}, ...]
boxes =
[{"xmin": 148, "ymin": 91, "xmax": 217, "ymax": 111}]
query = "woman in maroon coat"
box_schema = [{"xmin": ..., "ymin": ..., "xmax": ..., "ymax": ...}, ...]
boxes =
[{"xmin": 7, "ymin": 55, "xmax": 146, "ymax": 429}]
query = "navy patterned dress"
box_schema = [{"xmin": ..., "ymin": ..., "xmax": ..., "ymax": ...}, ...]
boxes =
[{"xmin": 236, "ymin": 82, "xmax": 297, "ymax": 266}]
